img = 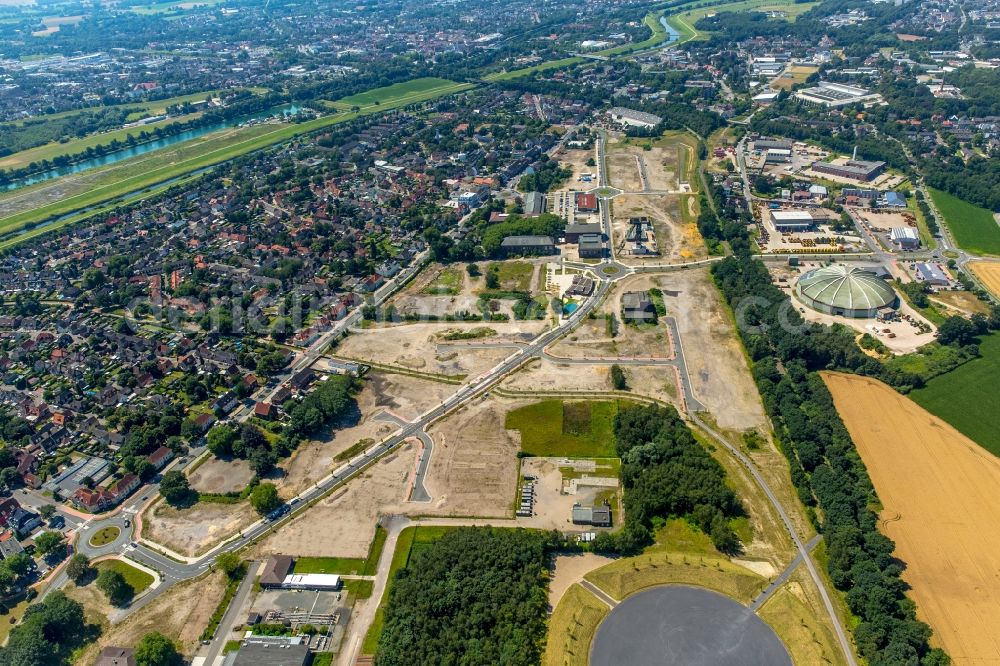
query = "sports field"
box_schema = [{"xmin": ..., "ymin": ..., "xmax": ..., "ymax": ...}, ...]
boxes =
[
  {"xmin": 824, "ymin": 372, "xmax": 1000, "ymax": 664},
  {"xmin": 929, "ymin": 188, "xmax": 1000, "ymax": 256},
  {"xmin": 908, "ymin": 333, "xmax": 1000, "ymax": 456},
  {"xmin": 968, "ymin": 261, "xmax": 1000, "ymax": 298}
]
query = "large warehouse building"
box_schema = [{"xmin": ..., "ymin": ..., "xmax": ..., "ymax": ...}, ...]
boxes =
[{"xmin": 794, "ymin": 265, "xmax": 898, "ymax": 318}]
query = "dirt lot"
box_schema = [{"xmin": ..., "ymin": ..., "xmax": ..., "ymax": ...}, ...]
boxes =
[
  {"xmin": 516, "ymin": 457, "xmax": 619, "ymax": 532},
  {"xmin": 72, "ymin": 569, "xmax": 227, "ymax": 664},
  {"xmin": 611, "ymin": 194, "xmax": 707, "ymax": 264},
  {"xmin": 969, "ymin": 261, "xmax": 1000, "ymax": 299},
  {"xmin": 929, "ymin": 290, "xmax": 991, "ymax": 316},
  {"xmin": 252, "ymin": 443, "xmax": 417, "ymax": 559},
  {"xmin": 552, "ymin": 145, "xmax": 599, "ymax": 186},
  {"xmin": 501, "ymin": 358, "xmax": 681, "ymax": 409},
  {"xmin": 824, "ymin": 372, "xmax": 1000, "ymax": 664},
  {"xmin": 421, "ymin": 396, "xmax": 522, "ymax": 517},
  {"xmin": 143, "ymin": 499, "xmax": 257, "ymax": 557},
  {"xmin": 548, "ymin": 282, "xmax": 672, "ymax": 360},
  {"xmin": 335, "ymin": 321, "xmax": 546, "ymax": 377},
  {"xmin": 606, "ymin": 137, "xmax": 677, "ymax": 192},
  {"xmin": 389, "ymin": 262, "xmax": 483, "ymax": 317},
  {"xmin": 187, "ymin": 456, "xmax": 254, "ymax": 494},
  {"xmin": 641, "ymin": 269, "xmax": 766, "ymax": 431},
  {"xmin": 548, "ymin": 552, "xmax": 615, "ymax": 608},
  {"xmin": 272, "ymin": 373, "xmax": 454, "ymax": 498}
]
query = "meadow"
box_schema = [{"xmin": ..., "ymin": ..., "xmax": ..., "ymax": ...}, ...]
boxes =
[
  {"xmin": 908, "ymin": 333, "xmax": 1000, "ymax": 456},
  {"xmin": 505, "ymin": 400, "xmax": 620, "ymax": 457},
  {"xmin": 929, "ymin": 187, "xmax": 1000, "ymax": 256}
]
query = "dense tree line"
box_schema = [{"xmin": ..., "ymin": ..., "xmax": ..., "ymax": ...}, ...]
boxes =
[
  {"xmin": 711, "ymin": 247, "xmax": 949, "ymax": 663},
  {"xmin": 480, "ymin": 212, "xmax": 566, "ymax": 257},
  {"xmin": 594, "ymin": 404, "xmax": 745, "ymax": 555},
  {"xmin": 375, "ymin": 528, "xmax": 558, "ymax": 666}
]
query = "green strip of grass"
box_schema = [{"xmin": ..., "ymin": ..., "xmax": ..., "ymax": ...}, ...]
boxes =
[
  {"xmin": 292, "ymin": 525, "xmax": 387, "ymax": 576},
  {"xmin": 929, "ymin": 188, "xmax": 1000, "ymax": 256},
  {"xmin": 97, "ymin": 559, "xmax": 154, "ymax": 595},
  {"xmin": 908, "ymin": 333, "xmax": 1000, "ymax": 456}
]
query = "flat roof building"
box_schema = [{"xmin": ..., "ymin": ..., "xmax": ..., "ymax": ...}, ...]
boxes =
[
  {"xmin": 606, "ymin": 107, "xmax": 662, "ymax": 129},
  {"xmin": 752, "ymin": 139, "xmax": 793, "ymax": 151},
  {"xmin": 565, "ymin": 222, "xmax": 602, "ymax": 242},
  {"xmin": 500, "ymin": 235, "xmax": 556, "ymax": 256},
  {"xmin": 575, "ymin": 192, "xmax": 598, "ymax": 212},
  {"xmin": 811, "ymin": 159, "xmax": 886, "ymax": 182},
  {"xmin": 578, "ymin": 233, "xmax": 604, "ymax": 259},
  {"xmin": 770, "ymin": 210, "xmax": 816, "ymax": 231},
  {"xmin": 571, "ymin": 504, "xmax": 612, "ymax": 527},
  {"xmin": 794, "ymin": 82, "xmax": 882, "ymax": 107},
  {"xmin": 225, "ymin": 637, "xmax": 310, "ymax": 666}
]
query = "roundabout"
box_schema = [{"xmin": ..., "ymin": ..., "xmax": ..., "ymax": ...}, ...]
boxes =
[{"xmin": 590, "ymin": 586, "xmax": 791, "ymax": 666}]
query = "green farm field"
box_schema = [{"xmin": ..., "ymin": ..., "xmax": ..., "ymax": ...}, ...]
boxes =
[
  {"xmin": 929, "ymin": 188, "xmax": 1000, "ymax": 256},
  {"xmin": 505, "ymin": 400, "xmax": 620, "ymax": 457},
  {"xmin": 908, "ymin": 333, "xmax": 1000, "ymax": 456}
]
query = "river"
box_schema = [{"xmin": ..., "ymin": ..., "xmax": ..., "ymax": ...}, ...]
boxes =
[
  {"xmin": 660, "ymin": 15, "xmax": 682, "ymax": 46},
  {"xmin": 3, "ymin": 104, "xmax": 305, "ymax": 192}
]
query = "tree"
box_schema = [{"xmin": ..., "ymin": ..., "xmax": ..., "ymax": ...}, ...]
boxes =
[
  {"xmin": 216, "ymin": 552, "xmax": 244, "ymax": 580},
  {"xmin": 34, "ymin": 531, "xmax": 66, "ymax": 559},
  {"xmin": 249, "ymin": 483, "xmax": 282, "ymax": 516},
  {"xmin": 159, "ymin": 470, "xmax": 195, "ymax": 508},
  {"xmin": 206, "ymin": 423, "xmax": 237, "ymax": 457},
  {"xmin": 485, "ymin": 268, "xmax": 500, "ymax": 289},
  {"xmin": 4, "ymin": 552, "xmax": 32, "ymax": 578},
  {"xmin": 134, "ymin": 631, "xmax": 183, "ymax": 666},
  {"xmin": 65, "ymin": 553, "xmax": 92, "ymax": 583},
  {"xmin": 96, "ymin": 568, "xmax": 133, "ymax": 606},
  {"xmin": 937, "ymin": 315, "xmax": 978, "ymax": 346},
  {"xmin": 610, "ymin": 364, "xmax": 628, "ymax": 391},
  {"xmin": 37, "ymin": 504, "xmax": 56, "ymax": 521}
]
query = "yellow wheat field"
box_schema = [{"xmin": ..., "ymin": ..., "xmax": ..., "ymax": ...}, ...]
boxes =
[
  {"xmin": 969, "ymin": 261, "xmax": 1000, "ymax": 299},
  {"xmin": 823, "ymin": 372, "xmax": 1000, "ymax": 665}
]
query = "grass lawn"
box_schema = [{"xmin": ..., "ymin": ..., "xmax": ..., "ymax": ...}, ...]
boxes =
[
  {"xmin": 584, "ymin": 519, "xmax": 765, "ymax": 603},
  {"xmin": 488, "ymin": 261, "xmax": 534, "ymax": 291},
  {"xmin": 483, "ymin": 57, "xmax": 585, "ymax": 83},
  {"xmin": 336, "ymin": 77, "xmax": 472, "ymax": 109},
  {"xmin": 293, "ymin": 525, "xmax": 387, "ymax": 576},
  {"xmin": 506, "ymin": 400, "xmax": 620, "ymax": 457},
  {"xmin": 544, "ymin": 584, "xmax": 609, "ymax": 666},
  {"xmin": 0, "ymin": 597, "xmax": 30, "ymax": 645},
  {"xmin": 929, "ymin": 188, "xmax": 1000, "ymax": 256},
  {"xmin": 97, "ymin": 559, "xmax": 154, "ymax": 595},
  {"xmin": 343, "ymin": 578, "xmax": 375, "ymax": 599},
  {"xmin": 88, "ymin": 526, "xmax": 121, "ymax": 547},
  {"xmin": 908, "ymin": 333, "xmax": 1000, "ymax": 456}
]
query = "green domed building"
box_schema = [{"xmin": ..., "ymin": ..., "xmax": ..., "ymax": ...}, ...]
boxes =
[{"xmin": 794, "ymin": 265, "xmax": 898, "ymax": 318}]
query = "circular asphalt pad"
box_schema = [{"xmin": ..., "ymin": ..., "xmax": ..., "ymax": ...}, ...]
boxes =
[{"xmin": 590, "ymin": 585, "xmax": 791, "ymax": 666}]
